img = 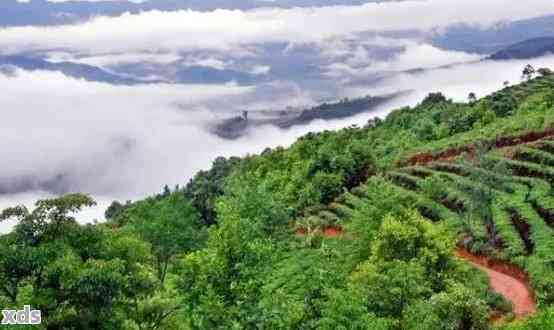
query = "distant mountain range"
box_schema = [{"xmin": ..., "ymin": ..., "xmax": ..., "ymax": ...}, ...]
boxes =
[
  {"xmin": 0, "ymin": 55, "xmax": 265, "ymax": 85},
  {"xmin": 0, "ymin": 55, "xmax": 146, "ymax": 84},
  {"xmin": 432, "ymin": 15, "xmax": 554, "ymax": 54},
  {"xmin": 488, "ymin": 37, "xmax": 554, "ymax": 60},
  {"xmin": 174, "ymin": 66, "xmax": 259, "ymax": 85}
]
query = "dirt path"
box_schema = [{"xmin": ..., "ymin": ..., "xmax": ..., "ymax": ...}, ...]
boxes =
[
  {"xmin": 456, "ymin": 249, "xmax": 537, "ymax": 318},
  {"xmin": 296, "ymin": 229, "xmax": 537, "ymax": 318}
]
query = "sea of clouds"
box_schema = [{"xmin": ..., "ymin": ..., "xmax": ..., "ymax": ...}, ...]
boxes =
[{"xmin": 1, "ymin": 0, "xmax": 554, "ymax": 232}]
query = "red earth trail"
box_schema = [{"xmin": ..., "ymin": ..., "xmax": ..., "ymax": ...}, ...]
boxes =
[
  {"xmin": 297, "ymin": 228, "xmax": 538, "ymax": 319},
  {"xmin": 296, "ymin": 227, "xmax": 537, "ymax": 319},
  {"xmin": 456, "ymin": 249, "xmax": 537, "ymax": 318}
]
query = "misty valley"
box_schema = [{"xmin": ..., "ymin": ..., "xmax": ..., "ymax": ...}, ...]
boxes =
[{"xmin": 2, "ymin": 1, "xmax": 554, "ymax": 329}]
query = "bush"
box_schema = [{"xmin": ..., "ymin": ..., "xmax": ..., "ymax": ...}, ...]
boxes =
[
  {"xmin": 499, "ymin": 307, "xmax": 554, "ymax": 330},
  {"xmin": 403, "ymin": 283, "xmax": 489, "ymax": 330}
]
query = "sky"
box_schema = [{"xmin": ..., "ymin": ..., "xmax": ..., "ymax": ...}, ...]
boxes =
[{"xmin": 1, "ymin": 0, "xmax": 554, "ymax": 232}]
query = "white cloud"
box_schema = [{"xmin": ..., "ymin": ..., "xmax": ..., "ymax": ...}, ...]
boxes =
[
  {"xmin": 2, "ymin": 0, "xmax": 554, "ymax": 234},
  {"xmin": 180, "ymin": 56, "xmax": 230, "ymax": 70},
  {"xmin": 0, "ymin": 0, "xmax": 552, "ymax": 56},
  {"xmin": 0, "ymin": 69, "xmax": 252, "ymax": 197},
  {"xmin": 323, "ymin": 43, "xmax": 483, "ymax": 82},
  {"xmin": 375, "ymin": 44, "xmax": 482, "ymax": 72},
  {"xmin": 0, "ymin": 67, "xmax": 361, "ymax": 233},
  {"xmin": 348, "ymin": 55, "xmax": 554, "ymax": 104},
  {"xmin": 2, "ymin": 55, "xmax": 554, "ymax": 233},
  {"xmin": 0, "ymin": 191, "xmax": 114, "ymax": 233},
  {"xmin": 46, "ymin": 52, "xmax": 182, "ymax": 66},
  {"xmin": 47, "ymin": 0, "xmax": 144, "ymax": 3},
  {"xmin": 250, "ymin": 65, "xmax": 271, "ymax": 75}
]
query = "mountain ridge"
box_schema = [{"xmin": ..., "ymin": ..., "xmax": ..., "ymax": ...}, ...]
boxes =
[{"xmin": 489, "ymin": 37, "xmax": 554, "ymax": 60}]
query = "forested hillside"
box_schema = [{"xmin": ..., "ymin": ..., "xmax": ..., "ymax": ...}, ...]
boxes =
[
  {"xmin": 2, "ymin": 66, "xmax": 554, "ymax": 329},
  {"xmin": 489, "ymin": 37, "xmax": 554, "ymax": 60}
]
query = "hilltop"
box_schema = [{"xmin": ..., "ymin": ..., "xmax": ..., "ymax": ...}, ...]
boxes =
[
  {"xmin": 489, "ymin": 37, "xmax": 554, "ymax": 60},
  {"xmin": 3, "ymin": 67, "xmax": 554, "ymax": 329},
  {"xmin": 211, "ymin": 92, "xmax": 404, "ymax": 139}
]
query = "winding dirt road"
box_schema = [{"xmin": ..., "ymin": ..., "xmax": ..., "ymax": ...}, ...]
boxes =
[
  {"xmin": 456, "ymin": 249, "xmax": 537, "ymax": 318},
  {"xmin": 296, "ymin": 228, "xmax": 537, "ymax": 319}
]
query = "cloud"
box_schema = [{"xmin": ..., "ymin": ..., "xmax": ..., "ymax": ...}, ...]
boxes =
[
  {"xmin": 0, "ymin": 67, "xmax": 359, "ymax": 232},
  {"xmin": 46, "ymin": 51, "xmax": 182, "ymax": 66},
  {"xmin": 0, "ymin": 69, "xmax": 251, "ymax": 196},
  {"xmin": 374, "ymin": 44, "xmax": 482, "ymax": 72},
  {"xmin": 347, "ymin": 54, "xmax": 554, "ymax": 104},
  {"xmin": 2, "ymin": 0, "xmax": 554, "ymax": 234},
  {"xmin": 322, "ymin": 43, "xmax": 483, "ymax": 86},
  {"xmin": 0, "ymin": 67, "xmax": 317, "ymax": 198},
  {"xmin": 0, "ymin": 0, "xmax": 552, "ymax": 56},
  {"xmin": 0, "ymin": 191, "xmax": 114, "ymax": 233},
  {"xmin": 46, "ymin": 0, "xmax": 144, "ymax": 2},
  {"xmin": 2, "ymin": 54, "xmax": 554, "ymax": 233}
]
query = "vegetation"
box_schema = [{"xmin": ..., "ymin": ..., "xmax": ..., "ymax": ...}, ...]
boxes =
[{"xmin": 3, "ymin": 69, "xmax": 554, "ymax": 328}]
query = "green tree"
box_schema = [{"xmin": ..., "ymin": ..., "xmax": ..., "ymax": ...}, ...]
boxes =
[
  {"xmin": 318, "ymin": 288, "xmax": 394, "ymax": 330},
  {"xmin": 371, "ymin": 211, "xmax": 453, "ymax": 273},
  {"xmin": 537, "ymin": 67, "xmax": 553, "ymax": 77},
  {"xmin": 468, "ymin": 92, "xmax": 477, "ymax": 105},
  {"xmin": 312, "ymin": 171, "xmax": 343, "ymax": 204},
  {"xmin": 351, "ymin": 259, "xmax": 432, "ymax": 317},
  {"xmin": 522, "ymin": 64, "xmax": 536, "ymax": 81},
  {"xmin": 184, "ymin": 156, "xmax": 242, "ymax": 225},
  {"xmin": 490, "ymin": 92, "xmax": 517, "ymax": 117},
  {"xmin": 176, "ymin": 174, "xmax": 289, "ymax": 329},
  {"xmin": 403, "ymin": 283, "xmax": 489, "ymax": 330},
  {"xmin": 414, "ymin": 118, "xmax": 438, "ymax": 141},
  {"xmin": 348, "ymin": 176, "xmax": 413, "ymax": 261},
  {"xmin": 216, "ymin": 174, "xmax": 290, "ymax": 236},
  {"xmin": 1, "ymin": 193, "xmax": 96, "ymax": 244},
  {"xmin": 0, "ymin": 194, "xmax": 158, "ymax": 329},
  {"xmin": 129, "ymin": 193, "xmax": 207, "ymax": 284},
  {"xmin": 105, "ymin": 200, "xmax": 131, "ymax": 222}
]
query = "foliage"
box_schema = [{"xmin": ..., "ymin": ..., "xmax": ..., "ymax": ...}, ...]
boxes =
[
  {"xmin": 403, "ymin": 283, "xmax": 489, "ymax": 330},
  {"xmin": 184, "ymin": 156, "xmax": 242, "ymax": 225},
  {"xmin": 3, "ymin": 71, "xmax": 554, "ymax": 328},
  {"xmin": 126, "ymin": 193, "xmax": 208, "ymax": 284},
  {"xmin": 498, "ymin": 307, "xmax": 554, "ymax": 330},
  {"xmin": 0, "ymin": 194, "xmax": 163, "ymax": 329}
]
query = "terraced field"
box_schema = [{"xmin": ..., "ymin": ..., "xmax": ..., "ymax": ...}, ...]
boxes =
[{"xmin": 297, "ymin": 130, "xmax": 554, "ymax": 308}]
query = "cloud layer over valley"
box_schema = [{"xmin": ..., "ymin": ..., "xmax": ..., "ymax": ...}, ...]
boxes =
[{"xmin": 2, "ymin": 0, "xmax": 554, "ymax": 232}]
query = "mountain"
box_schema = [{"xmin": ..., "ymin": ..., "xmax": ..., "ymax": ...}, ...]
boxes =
[
  {"xmin": 0, "ymin": 55, "xmax": 145, "ymax": 84},
  {"xmin": 432, "ymin": 15, "xmax": 554, "ymax": 54},
  {"xmin": 488, "ymin": 37, "xmax": 554, "ymax": 60},
  {"xmin": 0, "ymin": 55, "xmax": 279, "ymax": 86},
  {"xmin": 4, "ymin": 69, "xmax": 554, "ymax": 329},
  {"xmin": 174, "ymin": 66, "xmax": 258, "ymax": 85},
  {"xmin": 211, "ymin": 92, "xmax": 404, "ymax": 139}
]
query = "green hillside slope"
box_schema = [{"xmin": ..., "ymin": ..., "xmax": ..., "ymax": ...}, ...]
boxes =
[{"xmin": 2, "ymin": 66, "xmax": 554, "ymax": 329}]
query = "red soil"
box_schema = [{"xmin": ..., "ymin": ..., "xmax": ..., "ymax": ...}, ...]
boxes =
[
  {"xmin": 295, "ymin": 228, "xmax": 307, "ymax": 235},
  {"xmin": 456, "ymin": 249, "xmax": 537, "ymax": 318},
  {"xmin": 295, "ymin": 226, "xmax": 343, "ymax": 238},
  {"xmin": 403, "ymin": 128, "xmax": 554, "ymax": 166},
  {"xmin": 295, "ymin": 229, "xmax": 537, "ymax": 318},
  {"xmin": 323, "ymin": 227, "xmax": 342, "ymax": 237}
]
